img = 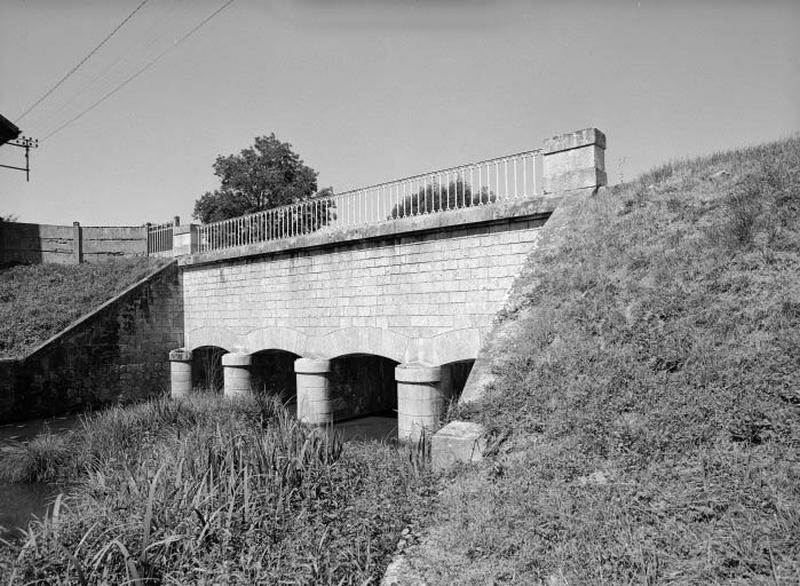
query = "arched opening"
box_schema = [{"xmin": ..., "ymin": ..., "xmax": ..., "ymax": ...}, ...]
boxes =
[
  {"xmin": 250, "ymin": 349, "xmax": 300, "ymax": 410},
  {"xmin": 441, "ymin": 358, "xmax": 475, "ymax": 405},
  {"xmin": 192, "ymin": 346, "xmax": 227, "ymax": 392},
  {"xmin": 330, "ymin": 353, "xmax": 399, "ymax": 441}
]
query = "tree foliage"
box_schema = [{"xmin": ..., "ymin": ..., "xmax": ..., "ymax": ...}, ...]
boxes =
[
  {"xmin": 388, "ymin": 177, "xmax": 495, "ymax": 219},
  {"xmin": 193, "ymin": 134, "xmax": 329, "ymax": 224}
]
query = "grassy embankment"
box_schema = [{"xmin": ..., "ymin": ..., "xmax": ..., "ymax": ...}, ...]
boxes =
[
  {"xmin": 0, "ymin": 258, "xmax": 166, "ymax": 358},
  {"xmin": 0, "ymin": 393, "xmax": 434, "ymax": 584},
  {"xmin": 398, "ymin": 136, "xmax": 800, "ymax": 583}
]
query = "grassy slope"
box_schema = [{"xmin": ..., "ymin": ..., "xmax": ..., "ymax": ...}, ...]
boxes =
[
  {"xmin": 404, "ymin": 137, "xmax": 800, "ymax": 584},
  {"xmin": 0, "ymin": 257, "xmax": 166, "ymax": 358}
]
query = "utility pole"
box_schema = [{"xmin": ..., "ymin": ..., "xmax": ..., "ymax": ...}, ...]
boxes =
[{"xmin": 0, "ymin": 136, "xmax": 39, "ymax": 181}]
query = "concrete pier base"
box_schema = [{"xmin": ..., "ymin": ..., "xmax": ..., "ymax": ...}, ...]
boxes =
[
  {"xmin": 396, "ymin": 362, "xmax": 443, "ymax": 442},
  {"xmin": 169, "ymin": 348, "xmax": 193, "ymax": 399},
  {"xmin": 222, "ymin": 352, "xmax": 252, "ymax": 398},
  {"xmin": 431, "ymin": 421, "xmax": 486, "ymax": 470},
  {"xmin": 295, "ymin": 357, "xmax": 332, "ymax": 425}
]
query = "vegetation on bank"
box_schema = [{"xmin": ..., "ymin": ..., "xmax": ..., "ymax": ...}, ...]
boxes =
[
  {"xmin": 0, "ymin": 393, "xmax": 434, "ymax": 584},
  {"xmin": 0, "ymin": 257, "xmax": 166, "ymax": 358},
  {"xmin": 401, "ymin": 137, "xmax": 800, "ymax": 584}
]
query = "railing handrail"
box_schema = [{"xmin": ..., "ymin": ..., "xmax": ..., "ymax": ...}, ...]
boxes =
[
  {"xmin": 325, "ymin": 147, "xmax": 543, "ymax": 198},
  {"xmin": 194, "ymin": 146, "xmax": 546, "ymax": 253},
  {"xmin": 148, "ymin": 222, "xmax": 174, "ymax": 232},
  {"xmin": 200, "ymin": 148, "xmax": 543, "ymax": 231}
]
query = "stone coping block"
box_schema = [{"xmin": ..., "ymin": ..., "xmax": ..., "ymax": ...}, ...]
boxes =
[
  {"xmin": 431, "ymin": 420, "xmax": 487, "ymax": 470},
  {"xmin": 168, "ymin": 349, "xmax": 192, "ymax": 362},
  {"xmin": 179, "ymin": 196, "xmax": 559, "ymax": 268},
  {"xmin": 544, "ymin": 127, "xmax": 606, "ymax": 154},
  {"xmin": 221, "ymin": 352, "xmax": 252, "ymax": 367},
  {"xmin": 395, "ymin": 362, "xmax": 441, "ymax": 383},
  {"xmin": 295, "ymin": 356, "xmax": 331, "ymax": 374}
]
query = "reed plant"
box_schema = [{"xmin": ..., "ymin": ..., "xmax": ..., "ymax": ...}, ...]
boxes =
[{"xmin": 1, "ymin": 391, "xmax": 434, "ymax": 584}]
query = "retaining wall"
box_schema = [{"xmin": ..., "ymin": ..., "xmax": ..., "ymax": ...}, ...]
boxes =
[
  {"xmin": 0, "ymin": 262, "xmax": 183, "ymax": 423},
  {"xmin": 0, "ymin": 221, "xmax": 147, "ymax": 266}
]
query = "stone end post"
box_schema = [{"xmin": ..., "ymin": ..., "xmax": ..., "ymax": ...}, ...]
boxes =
[
  {"xmin": 172, "ymin": 223, "xmax": 199, "ymax": 257},
  {"xmin": 542, "ymin": 127, "xmax": 607, "ymax": 194}
]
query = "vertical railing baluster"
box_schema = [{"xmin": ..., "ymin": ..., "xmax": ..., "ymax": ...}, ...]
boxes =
[
  {"xmin": 504, "ymin": 158, "xmax": 508, "ymax": 200},
  {"xmin": 514, "ymin": 157, "xmax": 518, "ymax": 198},
  {"xmin": 523, "ymin": 155, "xmax": 528, "ymax": 197}
]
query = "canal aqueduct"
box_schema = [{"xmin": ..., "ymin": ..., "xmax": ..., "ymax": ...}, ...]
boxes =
[{"xmin": 163, "ymin": 128, "xmax": 607, "ymax": 441}]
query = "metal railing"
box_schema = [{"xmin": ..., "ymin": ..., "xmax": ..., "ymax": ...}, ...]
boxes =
[
  {"xmin": 198, "ymin": 148, "xmax": 543, "ymax": 253},
  {"xmin": 147, "ymin": 222, "xmax": 174, "ymax": 254}
]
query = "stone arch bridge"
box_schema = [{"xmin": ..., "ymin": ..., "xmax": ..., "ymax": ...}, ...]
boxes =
[{"xmin": 164, "ymin": 128, "xmax": 606, "ymax": 440}]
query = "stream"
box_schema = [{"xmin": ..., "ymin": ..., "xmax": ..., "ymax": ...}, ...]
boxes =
[{"xmin": 0, "ymin": 412, "xmax": 397, "ymax": 540}]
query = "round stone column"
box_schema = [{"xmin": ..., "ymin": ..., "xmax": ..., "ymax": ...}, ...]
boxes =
[
  {"xmin": 295, "ymin": 357, "xmax": 332, "ymax": 425},
  {"xmin": 222, "ymin": 352, "xmax": 252, "ymax": 398},
  {"xmin": 396, "ymin": 362, "xmax": 443, "ymax": 442},
  {"xmin": 169, "ymin": 348, "xmax": 193, "ymax": 399}
]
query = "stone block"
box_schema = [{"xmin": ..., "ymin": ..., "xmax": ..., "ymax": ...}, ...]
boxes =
[
  {"xmin": 543, "ymin": 127, "xmax": 606, "ymax": 193},
  {"xmin": 431, "ymin": 421, "xmax": 487, "ymax": 470}
]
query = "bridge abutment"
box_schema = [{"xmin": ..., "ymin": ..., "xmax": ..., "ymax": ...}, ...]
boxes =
[
  {"xmin": 222, "ymin": 352, "xmax": 253, "ymax": 398},
  {"xmin": 169, "ymin": 348, "xmax": 193, "ymax": 399},
  {"xmin": 295, "ymin": 357, "xmax": 333, "ymax": 425},
  {"xmin": 396, "ymin": 362, "xmax": 443, "ymax": 442}
]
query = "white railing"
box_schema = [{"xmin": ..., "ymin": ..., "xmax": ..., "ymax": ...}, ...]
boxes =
[
  {"xmin": 147, "ymin": 221, "xmax": 174, "ymax": 254},
  {"xmin": 197, "ymin": 149, "xmax": 543, "ymax": 253}
]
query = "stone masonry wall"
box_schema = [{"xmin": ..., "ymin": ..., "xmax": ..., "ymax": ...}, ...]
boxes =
[
  {"xmin": 181, "ymin": 215, "xmax": 547, "ymax": 365},
  {"xmin": 0, "ymin": 262, "xmax": 183, "ymax": 423}
]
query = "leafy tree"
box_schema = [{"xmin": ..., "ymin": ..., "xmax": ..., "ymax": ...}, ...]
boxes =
[
  {"xmin": 388, "ymin": 177, "xmax": 495, "ymax": 219},
  {"xmin": 193, "ymin": 133, "xmax": 332, "ymax": 224}
]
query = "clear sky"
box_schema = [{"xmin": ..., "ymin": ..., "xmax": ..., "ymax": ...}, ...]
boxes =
[{"xmin": 1, "ymin": 0, "xmax": 798, "ymax": 226}]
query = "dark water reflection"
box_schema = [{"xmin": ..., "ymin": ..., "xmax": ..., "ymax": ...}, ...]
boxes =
[
  {"xmin": 0, "ymin": 415, "xmax": 79, "ymax": 541},
  {"xmin": 0, "ymin": 413, "xmax": 397, "ymax": 539}
]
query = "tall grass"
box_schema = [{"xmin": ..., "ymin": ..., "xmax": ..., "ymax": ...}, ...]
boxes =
[{"xmin": 0, "ymin": 392, "xmax": 434, "ymax": 584}]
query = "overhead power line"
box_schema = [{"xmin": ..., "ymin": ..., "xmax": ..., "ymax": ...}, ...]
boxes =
[
  {"xmin": 15, "ymin": 0, "xmax": 150, "ymax": 123},
  {"xmin": 29, "ymin": 0, "xmax": 187, "ymax": 137},
  {"xmin": 42, "ymin": 0, "xmax": 235, "ymax": 143}
]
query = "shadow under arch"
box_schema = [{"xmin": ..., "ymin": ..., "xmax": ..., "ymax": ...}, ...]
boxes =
[
  {"xmin": 250, "ymin": 348, "xmax": 301, "ymax": 408},
  {"xmin": 192, "ymin": 345, "xmax": 229, "ymax": 392},
  {"xmin": 328, "ymin": 352, "xmax": 399, "ymax": 424},
  {"xmin": 440, "ymin": 358, "xmax": 476, "ymax": 406}
]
